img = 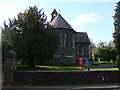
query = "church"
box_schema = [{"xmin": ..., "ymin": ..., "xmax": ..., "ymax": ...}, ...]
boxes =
[{"xmin": 50, "ymin": 9, "xmax": 91, "ymax": 66}]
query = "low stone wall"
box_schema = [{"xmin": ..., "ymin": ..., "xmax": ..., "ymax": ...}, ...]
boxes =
[
  {"xmin": 52, "ymin": 57, "xmax": 76, "ymax": 66},
  {"xmin": 14, "ymin": 71, "xmax": 120, "ymax": 85}
]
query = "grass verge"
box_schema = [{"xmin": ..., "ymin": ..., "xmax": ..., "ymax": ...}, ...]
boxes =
[
  {"xmin": 16, "ymin": 64, "xmax": 100, "ymax": 71},
  {"xmin": 101, "ymin": 68, "xmax": 119, "ymax": 71},
  {"xmin": 93, "ymin": 61, "xmax": 116, "ymax": 65}
]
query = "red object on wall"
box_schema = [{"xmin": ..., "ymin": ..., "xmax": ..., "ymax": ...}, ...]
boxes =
[{"xmin": 79, "ymin": 57, "xmax": 83, "ymax": 67}]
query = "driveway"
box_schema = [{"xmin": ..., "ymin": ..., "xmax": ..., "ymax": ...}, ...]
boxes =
[
  {"xmin": 97, "ymin": 63, "xmax": 117, "ymax": 68},
  {"xmin": 84, "ymin": 63, "xmax": 117, "ymax": 71}
]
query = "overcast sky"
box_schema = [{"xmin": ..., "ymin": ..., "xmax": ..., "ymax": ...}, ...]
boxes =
[{"xmin": 0, "ymin": 0, "xmax": 119, "ymax": 44}]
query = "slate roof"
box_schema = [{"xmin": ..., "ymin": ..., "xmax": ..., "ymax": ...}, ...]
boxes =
[
  {"xmin": 75, "ymin": 32, "xmax": 91, "ymax": 44},
  {"xmin": 50, "ymin": 14, "xmax": 74, "ymax": 30}
]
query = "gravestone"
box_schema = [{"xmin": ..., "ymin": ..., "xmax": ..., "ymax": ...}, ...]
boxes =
[{"xmin": 4, "ymin": 50, "xmax": 16, "ymax": 85}]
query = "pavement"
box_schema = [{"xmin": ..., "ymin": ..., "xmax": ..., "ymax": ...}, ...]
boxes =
[{"xmin": 2, "ymin": 83, "xmax": 120, "ymax": 90}]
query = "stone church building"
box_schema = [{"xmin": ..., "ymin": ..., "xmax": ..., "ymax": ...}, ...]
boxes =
[{"xmin": 50, "ymin": 9, "xmax": 90, "ymax": 66}]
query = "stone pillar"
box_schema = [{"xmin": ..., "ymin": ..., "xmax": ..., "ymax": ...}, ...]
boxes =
[{"xmin": 4, "ymin": 50, "xmax": 16, "ymax": 86}]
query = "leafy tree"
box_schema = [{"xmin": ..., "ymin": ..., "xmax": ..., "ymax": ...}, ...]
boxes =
[
  {"xmin": 94, "ymin": 41, "xmax": 118, "ymax": 63},
  {"xmin": 113, "ymin": 1, "xmax": 120, "ymax": 54},
  {"xmin": 2, "ymin": 6, "xmax": 58, "ymax": 67},
  {"xmin": 117, "ymin": 55, "xmax": 120, "ymax": 69},
  {"xmin": 98, "ymin": 41, "xmax": 107, "ymax": 48},
  {"xmin": 89, "ymin": 38, "xmax": 96, "ymax": 60},
  {"xmin": 1, "ymin": 21, "xmax": 18, "ymax": 62}
]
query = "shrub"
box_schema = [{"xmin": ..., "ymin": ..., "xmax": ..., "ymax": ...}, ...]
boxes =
[{"xmin": 116, "ymin": 55, "xmax": 120, "ymax": 69}]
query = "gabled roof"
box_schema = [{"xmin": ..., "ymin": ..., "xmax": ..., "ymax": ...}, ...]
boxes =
[
  {"xmin": 75, "ymin": 32, "xmax": 91, "ymax": 44},
  {"xmin": 50, "ymin": 14, "xmax": 74, "ymax": 30}
]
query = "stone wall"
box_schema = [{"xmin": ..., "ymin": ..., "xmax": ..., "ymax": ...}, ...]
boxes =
[
  {"xmin": 76, "ymin": 43, "xmax": 89, "ymax": 58},
  {"xmin": 75, "ymin": 44, "xmax": 90, "ymax": 65},
  {"xmin": 52, "ymin": 28, "xmax": 76, "ymax": 65},
  {"xmin": 3, "ymin": 50, "xmax": 16, "ymax": 85},
  {"xmin": 52, "ymin": 28, "xmax": 90, "ymax": 66},
  {"xmin": 14, "ymin": 71, "xmax": 120, "ymax": 85},
  {"xmin": 52, "ymin": 57, "xmax": 76, "ymax": 66}
]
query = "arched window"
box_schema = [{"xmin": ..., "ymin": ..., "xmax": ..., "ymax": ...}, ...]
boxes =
[
  {"xmin": 73, "ymin": 35, "xmax": 75, "ymax": 48},
  {"xmin": 60, "ymin": 34, "xmax": 66, "ymax": 47},
  {"xmin": 78, "ymin": 44, "xmax": 83, "ymax": 54}
]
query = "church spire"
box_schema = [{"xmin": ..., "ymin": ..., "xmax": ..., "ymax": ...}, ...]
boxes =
[{"xmin": 51, "ymin": 9, "xmax": 58, "ymax": 22}]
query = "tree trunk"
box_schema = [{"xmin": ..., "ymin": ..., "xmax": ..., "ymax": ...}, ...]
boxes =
[{"xmin": 28, "ymin": 53, "xmax": 35, "ymax": 67}]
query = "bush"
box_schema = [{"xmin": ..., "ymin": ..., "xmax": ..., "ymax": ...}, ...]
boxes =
[{"xmin": 116, "ymin": 55, "xmax": 120, "ymax": 69}]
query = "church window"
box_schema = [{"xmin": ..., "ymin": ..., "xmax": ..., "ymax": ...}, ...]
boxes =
[
  {"xmin": 78, "ymin": 44, "xmax": 83, "ymax": 54},
  {"xmin": 73, "ymin": 35, "xmax": 75, "ymax": 48},
  {"xmin": 53, "ymin": 14, "xmax": 56, "ymax": 19},
  {"xmin": 53, "ymin": 14, "xmax": 56, "ymax": 17},
  {"xmin": 60, "ymin": 34, "xmax": 66, "ymax": 47}
]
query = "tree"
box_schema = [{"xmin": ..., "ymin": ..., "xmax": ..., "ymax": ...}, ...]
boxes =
[
  {"xmin": 2, "ymin": 6, "xmax": 58, "ymax": 67},
  {"xmin": 89, "ymin": 38, "xmax": 96, "ymax": 60},
  {"xmin": 1, "ymin": 21, "xmax": 18, "ymax": 62},
  {"xmin": 94, "ymin": 41, "xmax": 118, "ymax": 63},
  {"xmin": 113, "ymin": 1, "xmax": 120, "ymax": 54},
  {"xmin": 117, "ymin": 55, "xmax": 120, "ymax": 69}
]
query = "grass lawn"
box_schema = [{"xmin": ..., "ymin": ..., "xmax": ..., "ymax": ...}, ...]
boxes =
[
  {"xmin": 93, "ymin": 61, "xmax": 116, "ymax": 65},
  {"xmin": 101, "ymin": 68, "xmax": 119, "ymax": 71},
  {"xmin": 16, "ymin": 61, "xmax": 119, "ymax": 71},
  {"xmin": 16, "ymin": 64, "xmax": 100, "ymax": 71}
]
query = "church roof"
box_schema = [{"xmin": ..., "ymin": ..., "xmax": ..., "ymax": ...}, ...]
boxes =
[
  {"xmin": 75, "ymin": 32, "xmax": 91, "ymax": 44},
  {"xmin": 50, "ymin": 14, "xmax": 74, "ymax": 30}
]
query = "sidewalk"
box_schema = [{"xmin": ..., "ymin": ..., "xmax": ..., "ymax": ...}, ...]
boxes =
[{"xmin": 2, "ymin": 83, "xmax": 120, "ymax": 90}]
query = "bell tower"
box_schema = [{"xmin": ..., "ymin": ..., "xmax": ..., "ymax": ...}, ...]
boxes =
[{"xmin": 51, "ymin": 9, "xmax": 58, "ymax": 22}]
